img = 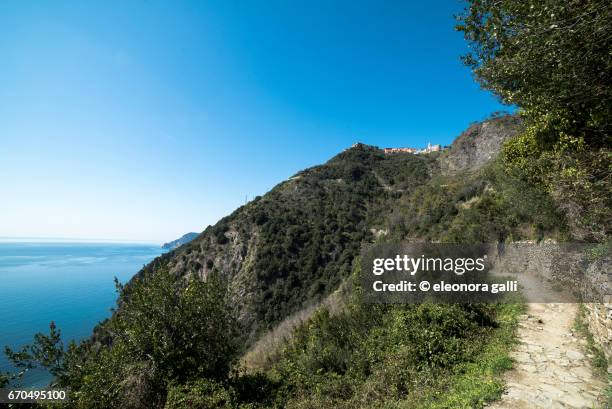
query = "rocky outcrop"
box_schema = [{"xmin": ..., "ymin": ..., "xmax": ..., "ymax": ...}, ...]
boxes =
[{"xmin": 439, "ymin": 115, "xmax": 523, "ymax": 174}]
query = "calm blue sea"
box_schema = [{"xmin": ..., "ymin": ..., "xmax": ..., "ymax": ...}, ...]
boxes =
[{"xmin": 0, "ymin": 242, "xmax": 164, "ymax": 387}]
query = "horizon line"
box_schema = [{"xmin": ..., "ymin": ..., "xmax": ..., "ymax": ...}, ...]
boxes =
[{"xmin": 0, "ymin": 236, "xmax": 162, "ymax": 245}]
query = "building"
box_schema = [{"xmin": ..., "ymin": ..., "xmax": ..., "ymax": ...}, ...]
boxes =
[
  {"xmin": 415, "ymin": 143, "xmax": 441, "ymax": 154},
  {"xmin": 383, "ymin": 147, "xmax": 417, "ymax": 154},
  {"xmin": 383, "ymin": 143, "xmax": 442, "ymax": 155}
]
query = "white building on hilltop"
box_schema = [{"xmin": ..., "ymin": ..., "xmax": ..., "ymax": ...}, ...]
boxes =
[
  {"xmin": 382, "ymin": 142, "xmax": 442, "ymax": 155},
  {"xmin": 415, "ymin": 143, "xmax": 441, "ymax": 154}
]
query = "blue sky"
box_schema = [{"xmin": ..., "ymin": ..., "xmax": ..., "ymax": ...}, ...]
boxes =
[{"xmin": 0, "ymin": 1, "xmax": 508, "ymax": 243}]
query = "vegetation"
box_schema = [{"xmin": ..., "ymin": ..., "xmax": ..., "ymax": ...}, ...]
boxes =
[
  {"xmin": 457, "ymin": 0, "xmax": 611, "ymax": 240},
  {"xmin": 386, "ymin": 160, "xmax": 567, "ymax": 243},
  {"xmin": 457, "ymin": 0, "xmax": 610, "ymax": 147},
  {"xmin": 4, "ymin": 149, "xmax": 541, "ymax": 408},
  {"xmin": 573, "ymin": 304, "xmax": 611, "ymax": 407},
  {"xmin": 6, "ymin": 269, "xmax": 239, "ymax": 408},
  {"xmin": 574, "ymin": 305, "xmax": 608, "ymax": 374},
  {"xmin": 246, "ymin": 147, "xmax": 432, "ymax": 328},
  {"xmin": 265, "ymin": 278, "xmax": 523, "ymax": 409},
  {"xmin": 5, "ymin": 141, "xmax": 542, "ymax": 408},
  {"xmin": 144, "ymin": 145, "xmax": 437, "ymax": 344}
]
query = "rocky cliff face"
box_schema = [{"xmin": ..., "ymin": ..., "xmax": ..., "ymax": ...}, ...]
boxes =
[{"xmin": 438, "ymin": 115, "xmax": 523, "ymax": 174}]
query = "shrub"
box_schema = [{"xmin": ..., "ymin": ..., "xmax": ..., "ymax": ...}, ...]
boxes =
[{"xmin": 165, "ymin": 379, "xmax": 236, "ymax": 409}]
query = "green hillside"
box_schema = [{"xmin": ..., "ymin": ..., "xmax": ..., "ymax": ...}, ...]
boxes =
[{"xmin": 129, "ymin": 115, "xmax": 559, "ymax": 348}]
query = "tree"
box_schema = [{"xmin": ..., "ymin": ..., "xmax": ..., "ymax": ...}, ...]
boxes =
[
  {"xmin": 456, "ymin": 0, "xmax": 611, "ymax": 147},
  {"xmin": 457, "ymin": 0, "xmax": 611, "ymax": 240},
  {"xmin": 4, "ymin": 268, "xmax": 241, "ymax": 407},
  {"xmin": 111, "ymin": 269, "xmax": 241, "ymax": 384},
  {"xmin": 4, "ymin": 321, "xmax": 72, "ymax": 384}
]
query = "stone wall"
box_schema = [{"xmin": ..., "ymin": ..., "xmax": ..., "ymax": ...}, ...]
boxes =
[
  {"xmin": 583, "ymin": 257, "xmax": 612, "ymax": 360},
  {"xmin": 490, "ymin": 242, "xmax": 611, "ymax": 360}
]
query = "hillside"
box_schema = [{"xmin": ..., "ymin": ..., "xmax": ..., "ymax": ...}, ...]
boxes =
[
  {"xmin": 438, "ymin": 114, "xmax": 523, "ymax": 174},
  {"xmin": 138, "ymin": 142, "xmax": 435, "ymax": 342},
  {"xmin": 5, "ymin": 114, "xmax": 579, "ymax": 408},
  {"xmin": 161, "ymin": 232, "xmax": 199, "ymax": 250},
  {"xmin": 133, "ymin": 114, "xmax": 562, "ymax": 346}
]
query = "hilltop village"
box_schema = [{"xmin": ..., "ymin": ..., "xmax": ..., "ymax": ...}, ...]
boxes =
[
  {"xmin": 350, "ymin": 142, "xmax": 443, "ymax": 154},
  {"xmin": 382, "ymin": 142, "xmax": 442, "ymax": 154}
]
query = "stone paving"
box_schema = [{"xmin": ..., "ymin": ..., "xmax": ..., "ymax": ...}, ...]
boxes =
[{"xmin": 488, "ymin": 303, "xmax": 608, "ymax": 408}]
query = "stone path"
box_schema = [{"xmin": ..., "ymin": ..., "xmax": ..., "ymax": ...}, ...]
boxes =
[{"xmin": 488, "ymin": 302, "xmax": 607, "ymax": 408}]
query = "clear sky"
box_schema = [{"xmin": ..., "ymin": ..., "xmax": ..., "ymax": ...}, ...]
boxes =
[{"xmin": 0, "ymin": 1, "xmax": 508, "ymax": 243}]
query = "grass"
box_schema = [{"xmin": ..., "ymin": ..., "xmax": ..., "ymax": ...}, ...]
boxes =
[
  {"xmin": 573, "ymin": 304, "xmax": 608, "ymax": 374},
  {"xmin": 573, "ymin": 303, "xmax": 611, "ymax": 407}
]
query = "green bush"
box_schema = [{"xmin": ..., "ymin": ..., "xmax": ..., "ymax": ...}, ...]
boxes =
[
  {"xmin": 165, "ymin": 379, "xmax": 236, "ymax": 409},
  {"xmin": 269, "ymin": 288, "xmax": 505, "ymax": 408},
  {"xmin": 389, "ymin": 304, "xmax": 494, "ymax": 370},
  {"xmin": 5, "ymin": 269, "xmax": 240, "ymax": 407},
  {"xmin": 112, "ymin": 270, "xmax": 240, "ymax": 384}
]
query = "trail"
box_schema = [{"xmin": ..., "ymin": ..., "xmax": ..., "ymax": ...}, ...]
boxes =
[{"xmin": 488, "ymin": 273, "xmax": 607, "ymax": 408}]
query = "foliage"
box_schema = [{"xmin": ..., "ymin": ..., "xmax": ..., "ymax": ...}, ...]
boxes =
[
  {"xmin": 501, "ymin": 131, "xmax": 611, "ymax": 240},
  {"xmin": 387, "ymin": 160, "xmax": 567, "ymax": 243},
  {"xmin": 5, "ymin": 269, "xmax": 239, "ymax": 407},
  {"xmin": 5, "ymin": 140, "xmax": 552, "ymax": 408},
  {"xmin": 457, "ymin": 0, "xmax": 611, "ymax": 147},
  {"xmin": 5, "ymin": 258, "xmax": 522, "ymax": 409},
  {"xmin": 164, "ymin": 379, "xmax": 236, "ymax": 409},
  {"xmin": 585, "ymin": 238, "xmax": 612, "ymax": 261},
  {"xmin": 407, "ymin": 301, "xmax": 524, "ymax": 409},
  {"xmin": 261, "ymin": 277, "xmax": 522, "ymax": 409},
  {"xmin": 457, "ymin": 0, "xmax": 611, "ymax": 240},
  {"xmin": 156, "ymin": 145, "xmax": 435, "ymax": 340},
  {"xmin": 5, "ymin": 321, "xmax": 64, "ymax": 380},
  {"xmin": 5, "ymin": 148, "xmax": 542, "ymax": 408},
  {"xmin": 246, "ymin": 147, "xmax": 432, "ymax": 328},
  {"xmin": 4, "ymin": 321, "xmax": 88, "ymax": 389},
  {"xmin": 112, "ymin": 270, "xmax": 240, "ymax": 383}
]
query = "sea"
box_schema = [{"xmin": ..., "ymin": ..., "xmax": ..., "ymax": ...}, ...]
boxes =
[{"xmin": 0, "ymin": 241, "xmax": 164, "ymax": 387}]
